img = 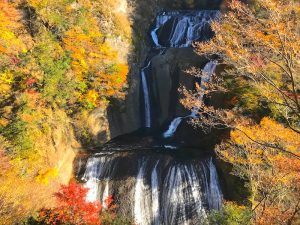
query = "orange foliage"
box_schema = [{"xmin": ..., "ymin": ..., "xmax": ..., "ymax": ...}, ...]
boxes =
[
  {"xmin": 0, "ymin": 1, "xmax": 25, "ymax": 55},
  {"xmin": 217, "ymin": 117, "xmax": 300, "ymax": 224},
  {"xmin": 64, "ymin": 24, "xmax": 128, "ymax": 106},
  {"xmin": 97, "ymin": 64, "xmax": 129, "ymax": 98}
]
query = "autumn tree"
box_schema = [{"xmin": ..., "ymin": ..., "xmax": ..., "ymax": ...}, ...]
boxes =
[
  {"xmin": 37, "ymin": 181, "xmax": 102, "ymax": 225},
  {"xmin": 36, "ymin": 181, "xmax": 122, "ymax": 225},
  {"xmin": 186, "ymin": 0, "xmax": 300, "ymax": 134},
  {"xmin": 216, "ymin": 118, "xmax": 300, "ymax": 224},
  {"xmin": 182, "ymin": 0, "xmax": 300, "ymax": 224},
  {"xmin": 182, "ymin": 0, "xmax": 300, "ymax": 157}
]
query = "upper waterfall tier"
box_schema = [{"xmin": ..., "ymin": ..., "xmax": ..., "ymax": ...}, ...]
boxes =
[{"xmin": 151, "ymin": 10, "xmax": 220, "ymax": 48}]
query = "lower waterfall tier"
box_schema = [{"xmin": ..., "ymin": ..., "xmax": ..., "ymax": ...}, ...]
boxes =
[{"xmin": 76, "ymin": 150, "xmax": 222, "ymax": 225}]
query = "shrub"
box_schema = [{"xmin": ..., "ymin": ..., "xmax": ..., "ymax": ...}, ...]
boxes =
[{"xmin": 207, "ymin": 202, "xmax": 252, "ymax": 225}]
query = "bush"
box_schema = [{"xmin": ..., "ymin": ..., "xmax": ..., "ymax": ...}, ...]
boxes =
[{"xmin": 207, "ymin": 202, "xmax": 252, "ymax": 225}]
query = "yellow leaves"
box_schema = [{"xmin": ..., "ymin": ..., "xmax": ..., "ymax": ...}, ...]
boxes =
[
  {"xmin": 0, "ymin": 0, "xmax": 131, "ymax": 220},
  {"xmin": 64, "ymin": 26, "xmax": 114, "ymax": 79},
  {"xmin": 0, "ymin": 154, "xmax": 59, "ymax": 223},
  {"xmin": 36, "ymin": 167, "xmax": 59, "ymax": 185},
  {"xmin": 231, "ymin": 117, "xmax": 300, "ymax": 153},
  {"xmin": 27, "ymin": 0, "xmax": 48, "ymax": 10},
  {"xmin": 0, "ymin": 1, "xmax": 21, "ymax": 28},
  {"xmin": 0, "ymin": 71, "xmax": 13, "ymax": 84},
  {"xmin": 1, "ymin": 30, "xmax": 17, "ymax": 41},
  {"xmin": 63, "ymin": 23, "xmax": 127, "ymax": 103},
  {"xmin": 0, "ymin": 1, "xmax": 26, "ymax": 56},
  {"xmin": 221, "ymin": 117, "xmax": 300, "ymax": 185},
  {"xmin": 225, "ymin": 117, "xmax": 300, "ymax": 187},
  {"xmin": 84, "ymin": 90, "xmax": 99, "ymax": 108},
  {"xmin": 116, "ymin": 64, "xmax": 129, "ymax": 84},
  {"xmin": 0, "ymin": 71, "xmax": 14, "ymax": 97},
  {"xmin": 230, "ymin": 129, "xmax": 245, "ymax": 145},
  {"xmin": 218, "ymin": 117, "xmax": 300, "ymax": 223},
  {"xmin": 260, "ymin": 0, "xmax": 277, "ymax": 10},
  {"xmin": 97, "ymin": 64, "xmax": 128, "ymax": 99},
  {"xmin": 99, "ymin": 43, "xmax": 118, "ymax": 59}
]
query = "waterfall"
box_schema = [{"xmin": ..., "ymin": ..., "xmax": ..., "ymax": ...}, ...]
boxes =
[
  {"xmin": 207, "ymin": 159, "xmax": 223, "ymax": 210},
  {"xmin": 141, "ymin": 61, "xmax": 152, "ymax": 128},
  {"xmin": 134, "ymin": 160, "xmax": 152, "ymax": 225},
  {"xmin": 151, "ymin": 13, "xmax": 171, "ymax": 47},
  {"xmin": 163, "ymin": 117, "xmax": 184, "ymax": 138},
  {"xmin": 83, "ymin": 157, "xmax": 101, "ymax": 202},
  {"xmin": 163, "ymin": 61, "xmax": 217, "ymax": 138},
  {"xmin": 102, "ymin": 180, "xmax": 110, "ymax": 208},
  {"xmin": 79, "ymin": 9, "xmax": 223, "ymax": 225},
  {"xmin": 151, "ymin": 11, "xmax": 220, "ymax": 48},
  {"xmin": 190, "ymin": 60, "xmax": 217, "ymax": 118},
  {"xmin": 83, "ymin": 157, "xmax": 116, "ymax": 204},
  {"xmin": 142, "ymin": 10, "xmax": 219, "ymax": 128},
  {"xmin": 151, "ymin": 161, "xmax": 160, "ymax": 225},
  {"xmin": 79, "ymin": 155, "xmax": 222, "ymax": 225}
]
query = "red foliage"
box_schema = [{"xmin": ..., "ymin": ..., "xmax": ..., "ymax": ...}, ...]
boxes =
[
  {"xmin": 38, "ymin": 181, "xmax": 103, "ymax": 225},
  {"xmin": 25, "ymin": 78, "xmax": 37, "ymax": 86}
]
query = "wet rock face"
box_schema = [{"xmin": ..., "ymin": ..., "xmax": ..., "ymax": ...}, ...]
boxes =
[
  {"xmin": 150, "ymin": 48, "xmax": 207, "ymax": 128},
  {"xmin": 168, "ymin": 0, "xmax": 222, "ymax": 9}
]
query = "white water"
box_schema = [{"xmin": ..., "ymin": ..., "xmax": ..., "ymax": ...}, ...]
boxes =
[
  {"xmin": 200, "ymin": 158, "xmax": 223, "ymax": 210},
  {"xmin": 163, "ymin": 117, "xmax": 184, "ymax": 138},
  {"xmin": 141, "ymin": 61, "xmax": 152, "ymax": 128},
  {"xmin": 163, "ymin": 61, "xmax": 217, "ymax": 138},
  {"xmin": 151, "ymin": 161, "xmax": 160, "ymax": 225},
  {"xmin": 151, "ymin": 13, "xmax": 171, "ymax": 47},
  {"xmin": 83, "ymin": 157, "xmax": 102, "ymax": 202},
  {"xmin": 83, "ymin": 157, "xmax": 114, "ymax": 203},
  {"xmin": 81, "ymin": 155, "xmax": 222, "ymax": 225},
  {"xmin": 85, "ymin": 179, "xmax": 99, "ymax": 203},
  {"xmin": 190, "ymin": 60, "xmax": 217, "ymax": 118},
  {"xmin": 134, "ymin": 160, "xmax": 152, "ymax": 225},
  {"xmin": 160, "ymin": 161, "xmax": 215, "ymax": 224},
  {"xmin": 207, "ymin": 158, "xmax": 223, "ymax": 210},
  {"xmin": 163, "ymin": 145, "xmax": 178, "ymax": 149},
  {"xmin": 102, "ymin": 180, "xmax": 110, "ymax": 208},
  {"xmin": 152, "ymin": 11, "xmax": 220, "ymax": 48}
]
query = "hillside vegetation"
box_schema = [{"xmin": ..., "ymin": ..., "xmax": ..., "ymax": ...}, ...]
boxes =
[{"xmin": 0, "ymin": 0, "xmax": 131, "ymax": 223}]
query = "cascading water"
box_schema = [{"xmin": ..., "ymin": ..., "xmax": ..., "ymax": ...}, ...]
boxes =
[
  {"xmin": 151, "ymin": 161, "xmax": 160, "ymax": 225},
  {"xmin": 134, "ymin": 159, "xmax": 152, "ymax": 225},
  {"xmin": 79, "ymin": 9, "xmax": 223, "ymax": 225},
  {"xmin": 142, "ymin": 10, "xmax": 220, "ymax": 128},
  {"xmin": 163, "ymin": 61, "xmax": 217, "ymax": 138},
  {"xmin": 151, "ymin": 11, "xmax": 220, "ymax": 48},
  {"xmin": 141, "ymin": 62, "xmax": 152, "ymax": 128},
  {"xmin": 163, "ymin": 117, "xmax": 184, "ymax": 138},
  {"xmin": 79, "ymin": 154, "xmax": 222, "ymax": 225}
]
